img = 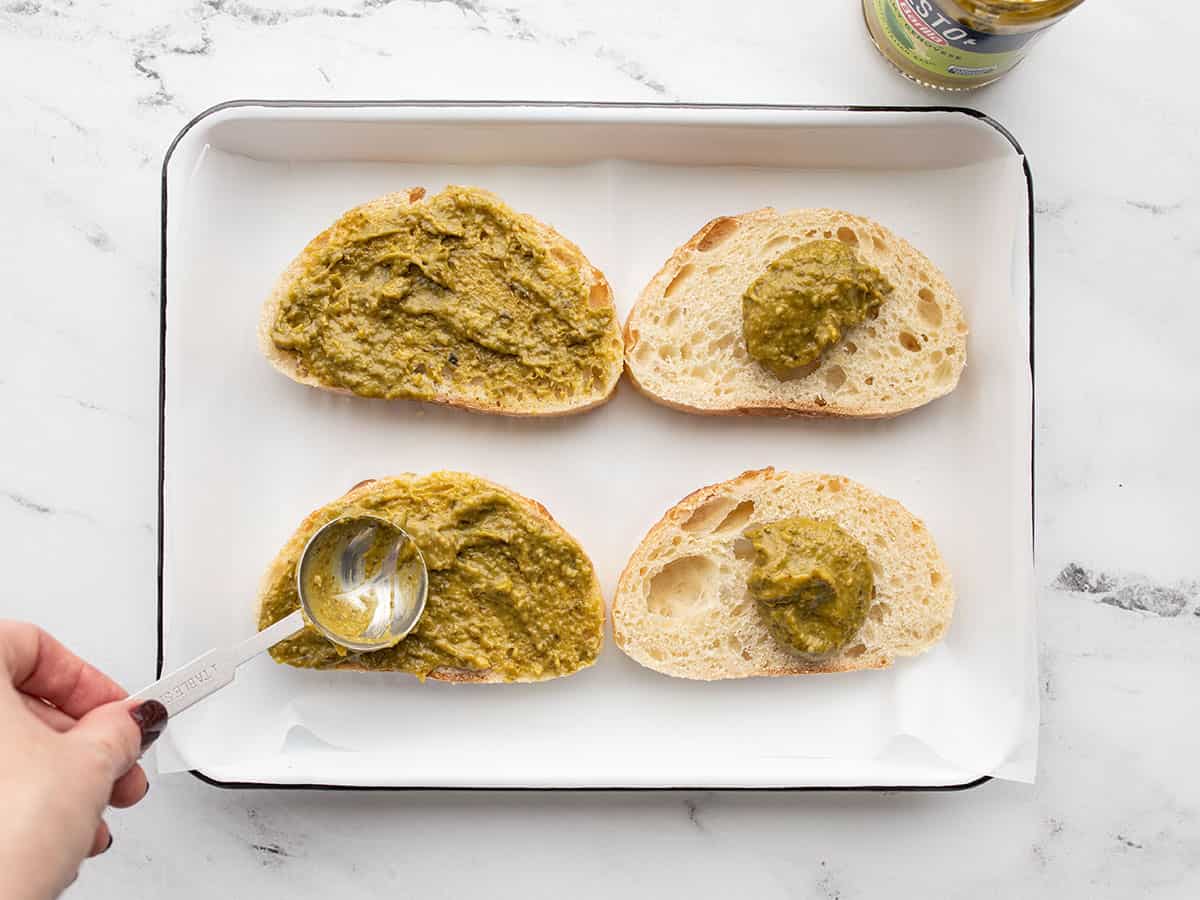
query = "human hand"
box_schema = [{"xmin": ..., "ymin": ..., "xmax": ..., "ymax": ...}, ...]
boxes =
[{"xmin": 0, "ymin": 621, "xmax": 167, "ymax": 900}]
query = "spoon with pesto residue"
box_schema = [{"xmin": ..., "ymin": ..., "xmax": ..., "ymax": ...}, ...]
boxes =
[{"xmin": 131, "ymin": 516, "xmax": 428, "ymax": 718}]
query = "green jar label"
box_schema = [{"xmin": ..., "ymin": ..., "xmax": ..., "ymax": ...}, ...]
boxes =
[{"xmin": 870, "ymin": 0, "xmax": 1051, "ymax": 83}]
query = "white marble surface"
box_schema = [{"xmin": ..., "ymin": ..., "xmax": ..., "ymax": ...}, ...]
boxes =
[{"xmin": 1, "ymin": 0, "xmax": 1197, "ymax": 896}]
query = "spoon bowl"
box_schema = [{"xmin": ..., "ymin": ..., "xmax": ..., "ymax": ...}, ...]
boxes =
[{"xmin": 296, "ymin": 515, "xmax": 428, "ymax": 652}]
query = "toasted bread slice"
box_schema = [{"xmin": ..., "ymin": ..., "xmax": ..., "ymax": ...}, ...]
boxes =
[
  {"xmin": 612, "ymin": 468, "xmax": 954, "ymax": 680},
  {"xmin": 257, "ymin": 473, "xmax": 606, "ymax": 683},
  {"xmin": 260, "ymin": 186, "xmax": 624, "ymax": 417},
  {"xmin": 624, "ymin": 209, "xmax": 968, "ymax": 417}
]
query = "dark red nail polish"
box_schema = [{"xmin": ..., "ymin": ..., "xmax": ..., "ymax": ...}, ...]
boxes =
[
  {"xmin": 130, "ymin": 700, "xmax": 168, "ymax": 752},
  {"xmin": 104, "ymin": 833, "xmax": 113, "ymax": 853}
]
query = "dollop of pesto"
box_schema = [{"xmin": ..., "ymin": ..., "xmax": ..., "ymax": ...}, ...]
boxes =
[
  {"xmin": 260, "ymin": 473, "xmax": 604, "ymax": 681},
  {"xmin": 742, "ymin": 240, "xmax": 893, "ymax": 377},
  {"xmin": 270, "ymin": 185, "xmax": 619, "ymax": 404},
  {"xmin": 744, "ymin": 516, "xmax": 874, "ymax": 657}
]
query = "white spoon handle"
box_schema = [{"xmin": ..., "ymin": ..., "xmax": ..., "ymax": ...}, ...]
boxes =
[{"xmin": 131, "ymin": 610, "xmax": 305, "ymax": 718}]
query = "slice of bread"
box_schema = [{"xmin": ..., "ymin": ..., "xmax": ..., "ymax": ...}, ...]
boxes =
[
  {"xmin": 256, "ymin": 473, "xmax": 606, "ymax": 683},
  {"xmin": 624, "ymin": 208, "xmax": 968, "ymax": 417},
  {"xmin": 260, "ymin": 186, "xmax": 624, "ymax": 417},
  {"xmin": 612, "ymin": 468, "xmax": 954, "ymax": 680}
]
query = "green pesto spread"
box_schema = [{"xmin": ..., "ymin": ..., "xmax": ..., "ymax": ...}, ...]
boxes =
[
  {"xmin": 300, "ymin": 522, "xmax": 420, "ymax": 647},
  {"xmin": 745, "ymin": 516, "xmax": 874, "ymax": 657},
  {"xmin": 742, "ymin": 240, "xmax": 893, "ymax": 377},
  {"xmin": 269, "ymin": 185, "xmax": 619, "ymax": 404},
  {"xmin": 302, "ymin": 537, "xmax": 376, "ymax": 642},
  {"xmin": 260, "ymin": 472, "xmax": 604, "ymax": 681}
]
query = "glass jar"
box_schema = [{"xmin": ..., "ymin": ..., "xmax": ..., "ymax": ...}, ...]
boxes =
[{"xmin": 862, "ymin": 0, "xmax": 1087, "ymax": 90}]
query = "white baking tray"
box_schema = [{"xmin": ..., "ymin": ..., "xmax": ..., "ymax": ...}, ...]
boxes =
[{"xmin": 158, "ymin": 102, "xmax": 1036, "ymax": 790}]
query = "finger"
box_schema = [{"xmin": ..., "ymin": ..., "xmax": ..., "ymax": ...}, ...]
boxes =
[
  {"xmin": 22, "ymin": 692, "xmax": 153, "ymax": 807},
  {"xmin": 69, "ymin": 699, "xmax": 162, "ymax": 782},
  {"xmin": 88, "ymin": 820, "xmax": 113, "ymax": 858},
  {"xmin": 0, "ymin": 620, "xmax": 127, "ymax": 718},
  {"xmin": 20, "ymin": 691, "xmax": 77, "ymax": 732},
  {"xmin": 109, "ymin": 763, "xmax": 149, "ymax": 809}
]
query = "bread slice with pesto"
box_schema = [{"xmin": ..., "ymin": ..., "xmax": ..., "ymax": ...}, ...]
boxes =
[
  {"xmin": 612, "ymin": 468, "xmax": 954, "ymax": 680},
  {"xmin": 256, "ymin": 472, "xmax": 606, "ymax": 683},
  {"xmin": 624, "ymin": 208, "xmax": 968, "ymax": 417},
  {"xmin": 260, "ymin": 186, "xmax": 624, "ymax": 417}
]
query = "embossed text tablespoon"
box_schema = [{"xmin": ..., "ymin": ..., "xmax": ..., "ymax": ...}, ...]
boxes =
[{"xmin": 131, "ymin": 515, "xmax": 428, "ymax": 718}]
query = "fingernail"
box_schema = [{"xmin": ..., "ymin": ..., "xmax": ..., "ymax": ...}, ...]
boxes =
[
  {"xmin": 143, "ymin": 780, "xmax": 151, "ymax": 799},
  {"xmin": 104, "ymin": 833, "xmax": 113, "ymax": 853},
  {"xmin": 130, "ymin": 700, "xmax": 168, "ymax": 752}
]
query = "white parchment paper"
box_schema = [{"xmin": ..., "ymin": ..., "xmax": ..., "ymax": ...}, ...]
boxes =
[{"xmin": 157, "ymin": 108, "xmax": 1036, "ymax": 787}]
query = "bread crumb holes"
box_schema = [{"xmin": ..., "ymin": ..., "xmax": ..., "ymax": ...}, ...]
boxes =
[
  {"xmin": 715, "ymin": 500, "xmax": 755, "ymax": 534},
  {"xmin": 917, "ymin": 294, "xmax": 942, "ymax": 327},
  {"xmin": 665, "ymin": 264, "xmax": 694, "ymax": 298},
  {"xmin": 682, "ymin": 496, "xmax": 736, "ymax": 532},
  {"xmin": 647, "ymin": 556, "xmax": 717, "ymax": 618},
  {"xmin": 732, "ymin": 538, "xmax": 755, "ymax": 562},
  {"xmin": 698, "ymin": 217, "xmax": 739, "ymax": 251},
  {"xmin": 824, "ymin": 365, "xmax": 847, "ymax": 391},
  {"xmin": 708, "ymin": 333, "xmax": 735, "ymax": 353}
]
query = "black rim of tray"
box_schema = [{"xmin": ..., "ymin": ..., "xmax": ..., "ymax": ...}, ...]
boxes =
[{"xmin": 159, "ymin": 100, "xmax": 1034, "ymax": 794}]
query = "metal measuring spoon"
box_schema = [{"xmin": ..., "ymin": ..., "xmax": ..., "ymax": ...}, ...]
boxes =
[{"xmin": 131, "ymin": 515, "xmax": 428, "ymax": 718}]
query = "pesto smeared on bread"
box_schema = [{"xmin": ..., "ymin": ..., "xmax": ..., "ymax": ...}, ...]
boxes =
[
  {"xmin": 259, "ymin": 473, "xmax": 605, "ymax": 682},
  {"xmin": 264, "ymin": 185, "xmax": 623, "ymax": 415}
]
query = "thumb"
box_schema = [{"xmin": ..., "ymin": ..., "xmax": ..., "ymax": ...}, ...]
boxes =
[{"xmin": 69, "ymin": 699, "xmax": 167, "ymax": 779}]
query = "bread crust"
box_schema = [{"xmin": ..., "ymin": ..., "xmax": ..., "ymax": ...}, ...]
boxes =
[
  {"xmin": 623, "ymin": 208, "xmax": 968, "ymax": 418},
  {"xmin": 612, "ymin": 468, "xmax": 955, "ymax": 680},
  {"xmin": 255, "ymin": 474, "xmax": 607, "ymax": 684},
  {"xmin": 259, "ymin": 186, "xmax": 623, "ymax": 417}
]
